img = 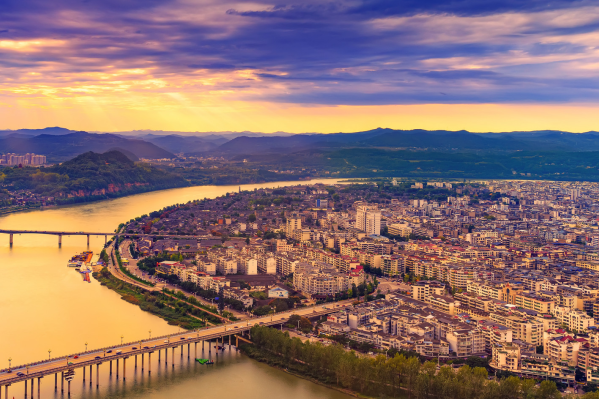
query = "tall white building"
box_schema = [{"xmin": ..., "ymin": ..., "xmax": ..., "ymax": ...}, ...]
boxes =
[
  {"xmin": 286, "ymin": 214, "xmax": 301, "ymax": 235},
  {"xmin": 355, "ymin": 205, "xmax": 381, "ymax": 235}
]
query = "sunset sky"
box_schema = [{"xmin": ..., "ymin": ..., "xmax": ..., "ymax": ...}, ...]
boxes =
[{"xmin": 1, "ymin": 0, "xmax": 599, "ymax": 133}]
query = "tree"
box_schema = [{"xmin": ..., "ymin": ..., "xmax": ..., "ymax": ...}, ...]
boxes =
[
  {"xmin": 248, "ymin": 214, "xmax": 257, "ymax": 223},
  {"xmin": 246, "ymin": 237, "xmax": 250, "ymax": 245},
  {"xmin": 218, "ymin": 285, "xmax": 225, "ymax": 313},
  {"xmin": 288, "ymin": 314, "xmax": 313, "ymax": 332},
  {"xmin": 253, "ymin": 305, "xmax": 272, "ymax": 316},
  {"xmin": 270, "ymin": 299, "xmax": 288, "ymax": 312}
]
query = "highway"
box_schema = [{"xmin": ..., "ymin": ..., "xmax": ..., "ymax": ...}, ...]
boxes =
[{"xmin": 0, "ymin": 300, "xmax": 352, "ymax": 390}]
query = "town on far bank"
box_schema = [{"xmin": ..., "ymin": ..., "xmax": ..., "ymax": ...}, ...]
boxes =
[{"xmin": 116, "ymin": 179, "xmax": 599, "ymax": 390}]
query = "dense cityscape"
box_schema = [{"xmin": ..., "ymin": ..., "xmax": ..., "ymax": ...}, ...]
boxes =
[
  {"xmin": 104, "ymin": 179, "xmax": 599, "ymax": 391},
  {"xmin": 4, "ymin": 0, "xmax": 599, "ymax": 397}
]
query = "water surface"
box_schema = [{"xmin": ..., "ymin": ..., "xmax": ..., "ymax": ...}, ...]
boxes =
[{"xmin": 0, "ymin": 179, "xmax": 349, "ymax": 399}]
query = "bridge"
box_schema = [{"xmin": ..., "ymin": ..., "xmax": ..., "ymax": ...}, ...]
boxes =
[
  {"xmin": 0, "ymin": 229, "xmax": 113, "ymax": 247},
  {"xmin": 0, "ymin": 230, "xmax": 240, "ymax": 247},
  {"xmin": 0, "ymin": 301, "xmax": 352, "ymax": 397}
]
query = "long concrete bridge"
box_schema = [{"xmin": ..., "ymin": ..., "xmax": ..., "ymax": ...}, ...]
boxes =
[
  {"xmin": 0, "ymin": 301, "xmax": 352, "ymax": 397},
  {"xmin": 0, "ymin": 229, "xmax": 113, "ymax": 247},
  {"xmin": 0, "ymin": 230, "xmax": 237, "ymax": 247}
]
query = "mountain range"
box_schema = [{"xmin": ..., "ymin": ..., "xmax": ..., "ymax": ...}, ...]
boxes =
[{"xmin": 3, "ymin": 127, "xmax": 599, "ymax": 162}]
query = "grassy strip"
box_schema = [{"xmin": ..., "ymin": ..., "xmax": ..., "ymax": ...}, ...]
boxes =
[
  {"xmin": 163, "ymin": 289, "xmax": 224, "ymax": 317},
  {"xmin": 113, "ymin": 247, "xmax": 154, "ymax": 287},
  {"xmin": 93, "ymin": 268, "xmax": 204, "ymax": 329}
]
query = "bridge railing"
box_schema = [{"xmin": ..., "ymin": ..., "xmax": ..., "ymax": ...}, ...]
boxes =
[{"xmin": 1, "ymin": 302, "xmax": 350, "ymax": 374}]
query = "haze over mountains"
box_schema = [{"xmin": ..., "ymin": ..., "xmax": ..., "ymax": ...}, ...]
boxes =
[{"xmin": 2, "ymin": 127, "xmax": 599, "ymax": 162}]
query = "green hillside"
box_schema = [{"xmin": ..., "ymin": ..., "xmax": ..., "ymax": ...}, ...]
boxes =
[{"xmin": 0, "ymin": 150, "xmax": 187, "ymax": 196}]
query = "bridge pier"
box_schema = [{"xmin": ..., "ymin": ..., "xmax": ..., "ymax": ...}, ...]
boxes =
[
  {"xmin": 55, "ymin": 373, "xmax": 57, "ymax": 391},
  {"xmin": 96, "ymin": 364, "xmax": 100, "ymax": 388},
  {"xmin": 67, "ymin": 379, "xmax": 71, "ymax": 396},
  {"xmin": 135, "ymin": 355, "xmax": 137, "ymax": 369},
  {"xmin": 123, "ymin": 358, "xmax": 126, "ymax": 381},
  {"xmin": 110, "ymin": 360, "xmax": 112, "ymax": 375},
  {"xmin": 142, "ymin": 353, "xmax": 145, "ymax": 370},
  {"xmin": 83, "ymin": 365, "xmax": 86, "ymax": 382},
  {"xmin": 105, "ymin": 235, "xmax": 107, "ymax": 245},
  {"xmin": 181, "ymin": 345, "xmax": 183, "ymax": 358},
  {"xmin": 5, "ymin": 384, "xmax": 9, "ymax": 399},
  {"xmin": 87, "ymin": 234, "xmax": 90, "ymax": 246},
  {"xmin": 24, "ymin": 380, "xmax": 27, "ymax": 398},
  {"xmin": 30, "ymin": 378, "xmax": 34, "ymax": 398},
  {"xmin": 116, "ymin": 359, "xmax": 119, "ymax": 379},
  {"xmin": 229, "ymin": 334, "xmax": 231, "ymax": 350},
  {"xmin": 148, "ymin": 353, "xmax": 152, "ymax": 374},
  {"xmin": 37, "ymin": 377, "xmax": 40, "ymax": 398},
  {"xmin": 61, "ymin": 372, "xmax": 64, "ymax": 393},
  {"xmin": 187, "ymin": 343, "xmax": 190, "ymax": 359},
  {"xmin": 9, "ymin": 233, "xmax": 13, "ymax": 247},
  {"xmin": 89, "ymin": 365, "xmax": 92, "ymax": 386},
  {"xmin": 172, "ymin": 347, "xmax": 175, "ymax": 368},
  {"xmin": 58, "ymin": 234, "xmax": 62, "ymax": 247},
  {"xmin": 194, "ymin": 342, "xmax": 197, "ymax": 358}
]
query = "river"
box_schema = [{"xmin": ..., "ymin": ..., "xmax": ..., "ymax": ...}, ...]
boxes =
[{"xmin": 0, "ymin": 180, "xmax": 351, "ymax": 399}]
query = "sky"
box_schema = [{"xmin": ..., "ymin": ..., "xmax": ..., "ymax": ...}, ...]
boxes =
[{"xmin": 1, "ymin": 0, "xmax": 599, "ymax": 133}]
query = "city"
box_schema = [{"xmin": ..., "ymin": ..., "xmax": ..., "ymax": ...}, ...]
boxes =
[
  {"xmin": 3, "ymin": 0, "xmax": 599, "ymax": 398},
  {"xmin": 93, "ymin": 179, "xmax": 599, "ymax": 390}
]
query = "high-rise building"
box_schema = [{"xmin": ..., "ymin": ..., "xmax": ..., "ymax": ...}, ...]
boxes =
[
  {"xmin": 0, "ymin": 153, "xmax": 46, "ymax": 166},
  {"xmin": 316, "ymin": 199, "xmax": 328, "ymax": 208},
  {"xmin": 286, "ymin": 214, "xmax": 302, "ymax": 235},
  {"xmin": 355, "ymin": 205, "xmax": 381, "ymax": 235}
]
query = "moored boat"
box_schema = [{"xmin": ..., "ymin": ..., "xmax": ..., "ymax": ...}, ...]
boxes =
[{"xmin": 67, "ymin": 251, "xmax": 93, "ymax": 267}]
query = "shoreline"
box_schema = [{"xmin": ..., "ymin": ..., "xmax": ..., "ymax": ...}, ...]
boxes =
[
  {"xmin": 92, "ymin": 267, "xmax": 221, "ymax": 329},
  {"xmin": 239, "ymin": 344, "xmax": 364, "ymax": 398},
  {"xmin": 0, "ymin": 177, "xmax": 345, "ymax": 218}
]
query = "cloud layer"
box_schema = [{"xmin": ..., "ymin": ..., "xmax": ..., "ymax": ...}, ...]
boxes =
[{"xmin": 0, "ymin": 0, "xmax": 599, "ymax": 125}]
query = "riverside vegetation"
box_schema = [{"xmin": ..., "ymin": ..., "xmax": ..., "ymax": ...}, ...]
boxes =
[
  {"xmin": 92, "ymin": 268, "xmax": 224, "ymax": 328},
  {"xmin": 243, "ymin": 325, "xmax": 594, "ymax": 399}
]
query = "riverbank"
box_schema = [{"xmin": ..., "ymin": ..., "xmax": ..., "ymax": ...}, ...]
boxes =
[
  {"xmin": 240, "ymin": 344, "xmax": 364, "ymax": 398},
  {"xmin": 92, "ymin": 267, "xmax": 223, "ymax": 328},
  {"xmin": 0, "ymin": 176, "xmax": 345, "ymax": 217}
]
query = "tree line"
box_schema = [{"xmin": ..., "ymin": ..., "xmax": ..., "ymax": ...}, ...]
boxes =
[{"xmin": 247, "ymin": 325, "xmax": 582, "ymax": 399}]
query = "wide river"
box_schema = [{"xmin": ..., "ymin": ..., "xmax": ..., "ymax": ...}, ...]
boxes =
[{"xmin": 0, "ymin": 180, "xmax": 350, "ymax": 399}]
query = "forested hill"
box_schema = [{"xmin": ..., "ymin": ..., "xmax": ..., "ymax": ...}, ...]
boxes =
[{"xmin": 0, "ymin": 150, "xmax": 187, "ymax": 197}]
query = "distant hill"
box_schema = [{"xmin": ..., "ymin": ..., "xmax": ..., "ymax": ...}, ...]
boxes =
[
  {"xmin": 0, "ymin": 127, "xmax": 74, "ymax": 137},
  {"xmin": 213, "ymin": 128, "xmax": 599, "ymax": 156},
  {"xmin": 0, "ymin": 150, "xmax": 187, "ymax": 196},
  {"xmin": 106, "ymin": 147, "xmax": 139, "ymax": 161},
  {"xmin": 142, "ymin": 135, "xmax": 220, "ymax": 154},
  {"xmin": 0, "ymin": 131, "xmax": 175, "ymax": 161},
  {"xmin": 6, "ymin": 127, "xmax": 599, "ymax": 161}
]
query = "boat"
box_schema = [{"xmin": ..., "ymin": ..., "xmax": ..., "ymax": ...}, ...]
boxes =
[
  {"xmin": 67, "ymin": 251, "xmax": 93, "ymax": 267},
  {"xmin": 79, "ymin": 265, "xmax": 92, "ymax": 283},
  {"xmin": 195, "ymin": 358, "xmax": 212, "ymax": 365}
]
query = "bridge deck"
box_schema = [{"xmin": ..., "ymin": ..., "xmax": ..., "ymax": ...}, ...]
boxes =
[{"xmin": 0, "ymin": 303, "xmax": 351, "ymax": 386}]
